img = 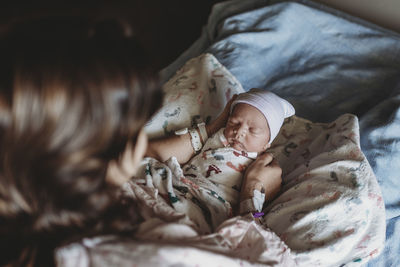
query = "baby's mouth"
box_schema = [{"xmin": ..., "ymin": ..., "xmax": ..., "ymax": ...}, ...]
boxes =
[{"xmin": 229, "ymin": 139, "xmax": 244, "ymax": 150}]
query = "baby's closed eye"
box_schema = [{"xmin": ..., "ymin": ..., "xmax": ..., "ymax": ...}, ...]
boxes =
[{"xmin": 250, "ymin": 128, "xmax": 262, "ymax": 134}]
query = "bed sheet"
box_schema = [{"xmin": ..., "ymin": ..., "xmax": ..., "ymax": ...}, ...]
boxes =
[{"xmin": 160, "ymin": 1, "xmax": 400, "ymax": 266}]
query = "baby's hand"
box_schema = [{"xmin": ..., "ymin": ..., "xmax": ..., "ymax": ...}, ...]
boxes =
[{"xmin": 240, "ymin": 152, "xmax": 282, "ymax": 202}]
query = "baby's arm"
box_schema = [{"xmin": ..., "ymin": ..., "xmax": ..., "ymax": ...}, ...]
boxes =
[{"xmin": 146, "ymin": 131, "xmax": 196, "ymax": 164}]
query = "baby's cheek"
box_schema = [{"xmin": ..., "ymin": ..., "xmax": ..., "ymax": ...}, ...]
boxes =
[
  {"xmin": 223, "ymin": 128, "xmax": 228, "ymax": 137},
  {"xmin": 246, "ymin": 137, "xmax": 266, "ymax": 152},
  {"xmin": 244, "ymin": 138, "xmax": 256, "ymax": 151},
  {"xmin": 224, "ymin": 128, "xmax": 232, "ymax": 139}
]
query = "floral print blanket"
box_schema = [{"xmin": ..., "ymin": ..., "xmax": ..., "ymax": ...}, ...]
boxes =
[
  {"xmin": 56, "ymin": 53, "xmax": 386, "ymax": 266},
  {"xmin": 132, "ymin": 113, "xmax": 386, "ymax": 266},
  {"xmin": 264, "ymin": 114, "xmax": 386, "ymax": 266},
  {"xmin": 142, "ymin": 54, "xmax": 386, "ymax": 266}
]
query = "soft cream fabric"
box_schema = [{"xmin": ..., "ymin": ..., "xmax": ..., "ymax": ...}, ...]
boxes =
[{"xmin": 56, "ymin": 54, "xmax": 385, "ymax": 267}]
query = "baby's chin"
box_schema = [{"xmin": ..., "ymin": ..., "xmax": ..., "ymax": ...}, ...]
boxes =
[
  {"xmin": 229, "ymin": 141, "xmax": 264, "ymax": 153},
  {"xmin": 223, "ymin": 131, "xmax": 248, "ymax": 152},
  {"xmin": 228, "ymin": 140, "xmax": 246, "ymax": 152}
]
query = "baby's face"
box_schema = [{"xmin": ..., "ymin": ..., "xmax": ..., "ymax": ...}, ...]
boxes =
[{"xmin": 224, "ymin": 103, "xmax": 271, "ymax": 153}]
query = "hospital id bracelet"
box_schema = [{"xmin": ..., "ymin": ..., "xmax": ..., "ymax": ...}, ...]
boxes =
[
  {"xmin": 174, "ymin": 127, "xmax": 188, "ymax": 135},
  {"xmin": 188, "ymin": 128, "xmax": 203, "ymax": 153},
  {"xmin": 197, "ymin": 122, "xmax": 208, "ymax": 144},
  {"xmin": 239, "ymin": 189, "xmax": 266, "ymax": 215},
  {"xmin": 252, "ymin": 212, "xmax": 264, "ymax": 218}
]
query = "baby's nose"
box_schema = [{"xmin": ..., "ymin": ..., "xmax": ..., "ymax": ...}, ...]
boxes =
[{"xmin": 234, "ymin": 127, "xmax": 246, "ymax": 139}]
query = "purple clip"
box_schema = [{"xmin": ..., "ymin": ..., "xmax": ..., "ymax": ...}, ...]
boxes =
[{"xmin": 253, "ymin": 212, "xmax": 264, "ymax": 218}]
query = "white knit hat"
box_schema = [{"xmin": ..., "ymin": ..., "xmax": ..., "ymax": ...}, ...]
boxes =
[{"xmin": 231, "ymin": 88, "xmax": 295, "ymax": 144}]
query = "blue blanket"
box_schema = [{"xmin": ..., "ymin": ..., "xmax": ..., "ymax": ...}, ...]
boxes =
[{"xmin": 161, "ymin": 0, "xmax": 400, "ymax": 266}]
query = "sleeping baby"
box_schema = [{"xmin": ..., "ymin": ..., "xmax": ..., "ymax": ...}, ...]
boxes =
[
  {"xmin": 181, "ymin": 88, "xmax": 295, "ymax": 214},
  {"xmin": 146, "ymin": 88, "xmax": 294, "ymax": 218}
]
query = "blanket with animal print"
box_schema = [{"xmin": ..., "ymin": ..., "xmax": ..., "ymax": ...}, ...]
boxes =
[{"xmin": 135, "ymin": 53, "xmax": 386, "ymax": 266}]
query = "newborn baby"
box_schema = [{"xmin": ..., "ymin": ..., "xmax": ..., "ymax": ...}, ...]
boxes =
[{"xmin": 182, "ymin": 88, "xmax": 295, "ymax": 211}]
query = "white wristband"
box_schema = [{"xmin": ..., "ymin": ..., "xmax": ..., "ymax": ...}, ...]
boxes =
[
  {"xmin": 239, "ymin": 189, "xmax": 266, "ymax": 214},
  {"xmin": 252, "ymin": 189, "xmax": 265, "ymax": 212},
  {"xmin": 189, "ymin": 128, "xmax": 202, "ymax": 153},
  {"xmin": 197, "ymin": 122, "xmax": 208, "ymax": 144},
  {"xmin": 175, "ymin": 127, "xmax": 188, "ymax": 135}
]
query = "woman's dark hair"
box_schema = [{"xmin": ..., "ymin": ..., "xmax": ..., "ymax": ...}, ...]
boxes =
[{"xmin": 0, "ymin": 17, "xmax": 163, "ymax": 266}]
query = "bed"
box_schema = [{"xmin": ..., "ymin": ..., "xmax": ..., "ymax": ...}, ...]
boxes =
[{"xmin": 56, "ymin": 0, "xmax": 399, "ymax": 266}]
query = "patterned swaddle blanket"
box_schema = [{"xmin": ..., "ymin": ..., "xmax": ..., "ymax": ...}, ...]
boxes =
[
  {"xmin": 184, "ymin": 127, "xmax": 257, "ymax": 206},
  {"xmin": 136, "ymin": 112, "xmax": 386, "ymax": 266},
  {"xmin": 136, "ymin": 127, "xmax": 258, "ymax": 234},
  {"xmin": 137, "ymin": 53, "xmax": 386, "ymax": 266},
  {"xmin": 264, "ymin": 114, "xmax": 386, "ymax": 266}
]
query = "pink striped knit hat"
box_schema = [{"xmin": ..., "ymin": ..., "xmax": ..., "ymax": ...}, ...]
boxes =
[{"xmin": 231, "ymin": 88, "xmax": 295, "ymax": 144}]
